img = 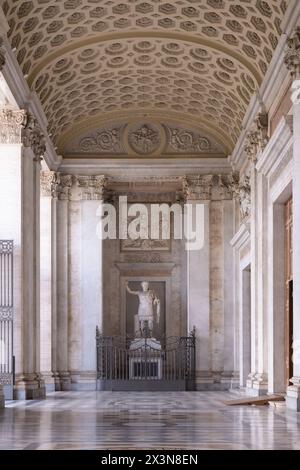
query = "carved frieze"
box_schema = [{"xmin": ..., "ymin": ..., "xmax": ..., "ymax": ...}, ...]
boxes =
[
  {"xmin": 79, "ymin": 128, "xmax": 121, "ymax": 153},
  {"xmin": 168, "ymin": 128, "xmax": 212, "ymax": 153},
  {"xmin": 65, "ymin": 121, "xmax": 225, "ymax": 157}
]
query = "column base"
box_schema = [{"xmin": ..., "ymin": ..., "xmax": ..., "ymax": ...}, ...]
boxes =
[
  {"xmin": 246, "ymin": 372, "xmax": 268, "ymax": 396},
  {"xmin": 230, "ymin": 371, "xmax": 240, "ymax": 390},
  {"xmin": 41, "ymin": 371, "xmax": 56, "ymax": 392},
  {"xmin": 14, "ymin": 374, "xmax": 46, "ymax": 400},
  {"xmin": 0, "ymin": 385, "xmax": 4, "ymax": 408},
  {"xmin": 70, "ymin": 371, "xmax": 97, "ymax": 391},
  {"xmin": 195, "ymin": 371, "xmax": 236, "ymax": 391},
  {"xmin": 57, "ymin": 371, "xmax": 71, "ymax": 391},
  {"xmin": 286, "ymin": 378, "xmax": 300, "ymax": 411}
]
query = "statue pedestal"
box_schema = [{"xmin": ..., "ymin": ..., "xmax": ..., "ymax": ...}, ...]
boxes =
[{"xmin": 129, "ymin": 338, "xmax": 162, "ymax": 380}]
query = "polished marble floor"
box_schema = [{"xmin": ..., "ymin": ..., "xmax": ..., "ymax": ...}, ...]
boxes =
[{"xmin": 0, "ymin": 391, "xmax": 300, "ymax": 450}]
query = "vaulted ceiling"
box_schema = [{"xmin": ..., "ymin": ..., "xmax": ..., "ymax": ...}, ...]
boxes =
[{"xmin": 2, "ymin": 0, "xmax": 287, "ymax": 158}]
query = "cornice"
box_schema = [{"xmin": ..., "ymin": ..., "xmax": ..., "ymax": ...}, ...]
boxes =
[
  {"xmin": 57, "ymin": 157, "xmax": 232, "ymax": 177},
  {"xmin": 230, "ymin": 223, "xmax": 251, "ymax": 251}
]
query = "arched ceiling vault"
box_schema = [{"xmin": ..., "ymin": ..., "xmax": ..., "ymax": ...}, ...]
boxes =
[{"xmin": 2, "ymin": 0, "xmax": 287, "ymax": 158}]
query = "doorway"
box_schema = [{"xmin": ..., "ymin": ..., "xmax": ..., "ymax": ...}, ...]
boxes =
[{"xmin": 285, "ymin": 198, "xmax": 293, "ymax": 387}]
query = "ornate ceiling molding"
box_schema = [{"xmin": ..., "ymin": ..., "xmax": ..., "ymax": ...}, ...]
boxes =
[
  {"xmin": 30, "ymin": 36, "xmax": 258, "ymax": 148},
  {"xmin": 1, "ymin": 0, "xmax": 285, "ymax": 157},
  {"xmin": 27, "ymin": 32, "xmax": 263, "ymax": 87}
]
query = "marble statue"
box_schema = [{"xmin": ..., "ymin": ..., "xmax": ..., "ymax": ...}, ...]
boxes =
[{"xmin": 126, "ymin": 281, "xmax": 160, "ymax": 336}]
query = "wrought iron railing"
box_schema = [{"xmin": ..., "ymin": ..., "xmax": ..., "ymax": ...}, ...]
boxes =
[
  {"xmin": 96, "ymin": 327, "xmax": 195, "ymax": 391},
  {"xmin": 0, "ymin": 240, "xmax": 14, "ymax": 394}
]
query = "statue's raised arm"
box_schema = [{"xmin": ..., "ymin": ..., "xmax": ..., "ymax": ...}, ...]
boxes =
[{"xmin": 126, "ymin": 281, "xmax": 139, "ymax": 295}]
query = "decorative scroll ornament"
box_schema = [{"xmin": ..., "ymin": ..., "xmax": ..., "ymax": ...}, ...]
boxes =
[
  {"xmin": 128, "ymin": 124, "xmax": 160, "ymax": 155},
  {"xmin": 21, "ymin": 114, "xmax": 46, "ymax": 159},
  {"xmin": 284, "ymin": 27, "xmax": 300, "ymax": 78},
  {"xmin": 169, "ymin": 128, "xmax": 211, "ymax": 152},
  {"xmin": 0, "ymin": 106, "xmax": 27, "ymax": 144},
  {"xmin": 79, "ymin": 128, "xmax": 121, "ymax": 153},
  {"xmin": 76, "ymin": 175, "xmax": 107, "ymax": 200},
  {"xmin": 0, "ymin": 38, "xmax": 5, "ymax": 71}
]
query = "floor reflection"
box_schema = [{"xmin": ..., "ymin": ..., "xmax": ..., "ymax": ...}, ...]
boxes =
[{"xmin": 0, "ymin": 391, "xmax": 300, "ymax": 450}]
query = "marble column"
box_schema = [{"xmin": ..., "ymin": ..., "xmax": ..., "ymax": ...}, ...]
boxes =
[
  {"xmin": 210, "ymin": 177, "xmax": 235, "ymax": 389},
  {"xmin": 285, "ymin": 28, "xmax": 300, "ymax": 410},
  {"xmin": 56, "ymin": 174, "xmax": 73, "ymax": 390},
  {"xmin": 40, "ymin": 171, "xmax": 59, "ymax": 391},
  {"xmin": 184, "ymin": 176, "xmax": 211, "ymax": 389},
  {"xmin": 245, "ymin": 125, "xmax": 269, "ymax": 396},
  {"xmin": 75, "ymin": 176, "xmax": 106, "ymax": 389},
  {"xmin": 230, "ymin": 176, "xmax": 252, "ymax": 388},
  {"xmin": 0, "ymin": 106, "xmax": 46, "ymax": 399}
]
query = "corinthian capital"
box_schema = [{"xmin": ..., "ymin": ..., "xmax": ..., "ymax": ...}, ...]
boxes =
[
  {"xmin": 237, "ymin": 176, "xmax": 251, "ymax": 221},
  {"xmin": 183, "ymin": 175, "xmax": 213, "ymax": 200},
  {"xmin": 284, "ymin": 27, "xmax": 300, "ymax": 78},
  {"xmin": 0, "ymin": 105, "xmax": 27, "ymax": 144},
  {"xmin": 76, "ymin": 175, "xmax": 107, "ymax": 200},
  {"xmin": 40, "ymin": 171, "xmax": 60, "ymax": 198},
  {"xmin": 244, "ymin": 130, "xmax": 259, "ymax": 163},
  {"xmin": 22, "ymin": 114, "xmax": 46, "ymax": 160},
  {"xmin": 255, "ymin": 112, "xmax": 269, "ymax": 150},
  {"xmin": 57, "ymin": 174, "xmax": 73, "ymax": 200}
]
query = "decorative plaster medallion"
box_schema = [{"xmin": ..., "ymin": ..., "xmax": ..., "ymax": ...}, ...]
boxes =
[{"xmin": 124, "ymin": 121, "xmax": 166, "ymax": 156}]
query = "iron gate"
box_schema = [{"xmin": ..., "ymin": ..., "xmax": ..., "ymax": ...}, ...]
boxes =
[
  {"xmin": 96, "ymin": 327, "xmax": 195, "ymax": 391},
  {"xmin": 0, "ymin": 240, "xmax": 14, "ymax": 399}
]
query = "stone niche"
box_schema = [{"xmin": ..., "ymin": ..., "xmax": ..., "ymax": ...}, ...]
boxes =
[{"xmin": 102, "ymin": 188, "xmax": 187, "ymax": 339}]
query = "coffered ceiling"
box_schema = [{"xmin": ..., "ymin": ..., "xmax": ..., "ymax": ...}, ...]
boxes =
[{"xmin": 2, "ymin": 0, "xmax": 287, "ymax": 158}]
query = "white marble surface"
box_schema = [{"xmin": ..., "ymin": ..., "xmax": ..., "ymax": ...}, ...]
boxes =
[{"xmin": 1, "ymin": 391, "xmax": 300, "ymax": 450}]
